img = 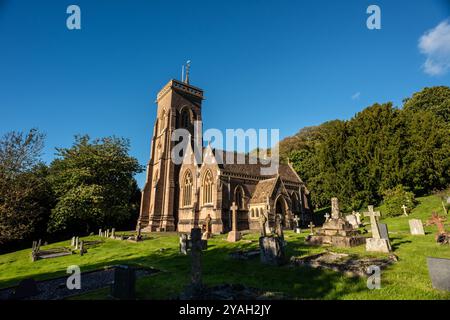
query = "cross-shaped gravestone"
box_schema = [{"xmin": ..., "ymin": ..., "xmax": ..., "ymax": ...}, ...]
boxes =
[
  {"xmin": 293, "ymin": 215, "xmax": 301, "ymax": 233},
  {"xmin": 324, "ymin": 213, "xmax": 330, "ymax": 222},
  {"xmin": 402, "ymin": 205, "xmax": 408, "ymax": 216},
  {"xmin": 308, "ymin": 221, "xmax": 315, "ymax": 235},
  {"xmin": 227, "ymin": 202, "xmax": 241, "ymax": 242},
  {"xmin": 364, "ymin": 205, "xmax": 381, "ymax": 239},
  {"xmin": 364, "ymin": 205, "xmax": 391, "ymax": 253},
  {"xmin": 293, "ymin": 215, "xmax": 300, "ymax": 228},
  {"xmin": 188, "ymin": 228, "xmax": 204, "ymax": 297}
]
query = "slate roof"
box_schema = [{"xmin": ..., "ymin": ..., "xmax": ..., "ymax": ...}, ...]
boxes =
[
  {"xmin": 209, "ymin": 149, "xmax": 302, "ymax": 184},
  {"xmin": 249, "ymin": 178, "xmax": 278, "ymax": 204}
]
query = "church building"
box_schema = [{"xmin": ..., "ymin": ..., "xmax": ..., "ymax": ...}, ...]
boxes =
[{"xmin": 138, "ymin": 72, "xmax": 313, "ymax": 234}]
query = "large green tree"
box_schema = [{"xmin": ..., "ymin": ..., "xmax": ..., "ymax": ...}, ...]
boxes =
[
  {"xmin": 0, "ymin": 129, "xmax": 53, "ymax": 246},
  {"xmin": 279, "ymin": 86, "xmax": 450, "ymax": 211},
  {"xmin": 47, "ymin": 135, "xmax": 143, "ymax": 235}
]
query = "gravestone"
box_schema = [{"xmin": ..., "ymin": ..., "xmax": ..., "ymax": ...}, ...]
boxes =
[
  {"xmin": 379, "ymin": 223, "xmax": 389, "ymax": 241},
  {"xmin": 259, "ymin": 212, "xmax": 268, "ymax": 237},
  {"xmin": 99, "ymin": 229, "xmax": 102, "ymax": 237},
  {"xmin": 409, "ymin": 219, "xmax": 425, "ymax": 235},
  {"xmin": 181, "ymin": 228, "xmax": 206, "ymax": 298},
  {"xmin": 111, "ymin": 265, "xmax": 136, "ymax": 300},
  {"xmin": 308, "ymin": 221, "xmax": 315, "ymax": 235},
  {"xmin": 401, "ymin": 205, "xmax": 409, "ymax": 216},
  {"xmin": 427, "ymin": 257, "xmax": 450, "ymax": 292},
  {"xmin": 71, "ymin": 237, "xmax": 76, "ymax": 247},
  {"xmin": 364, "ymin": 205, "xmax": 391, "ymax": 253},
  {"xmin": 293, "ymin": 215, "xmax": 301, "ymax": 233},
  {"xmin": 111, "ymin": 228, "xmax": 116, "ymax": 238},
  {"xmin": 259, "ymin": 236, "xmax": 285, "ymax": 266},
  {"xmin": 324, "ymin": 213, "xmax": 330, "ymax": 223},
  {"xmin": 10, "ymin": 278, "xmax": 39, "ymax": 299},
  {"xmin": 227, "ymin": 202, "xmax": 241, "ymax": 242},
  {"xmin": 75, "ymin": 237, "xmax": 79, "ymax": 250},
  {"xmin": 106, "ymin": 229, "xmax": 109, "ymax": 238},
  {"xmin": 345, "ymin": 214, "xmax": 359, "ymax": 229},
  {"xmin": 202, "ymin": 214, "xmax": 212, "ymax": 240},
  {"xmin": 179, "ymin": 233, "xmax": 189, "ymax": 255}
]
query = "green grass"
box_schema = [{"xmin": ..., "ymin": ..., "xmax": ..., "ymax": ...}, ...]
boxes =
[{"xmin": 1, "ymin": 194, "xmax": 450, "ymax": 300}]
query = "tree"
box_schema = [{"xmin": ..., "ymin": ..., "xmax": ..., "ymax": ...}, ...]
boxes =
[
  {"xmin": 47, "ymin": 135, "xmax": 143, "ymax": 235},
  {"xmin": 403, "ymin": 86, "xmax": 450, "ymax": 122},
  {"xmin": 0, "ymin": 129, "xmax": 52, "ymax": 246},
  {"xmin": 382, "ymin": 185, "xmax": 416, "ymax": 217}
]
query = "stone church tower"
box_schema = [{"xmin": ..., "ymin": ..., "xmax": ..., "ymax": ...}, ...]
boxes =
[{"xmin": 138, "ymin": 74, "xmax": 204, "ymax": 232}]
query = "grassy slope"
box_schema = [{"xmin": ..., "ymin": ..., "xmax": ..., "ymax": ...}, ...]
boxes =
[{"xmin": 0, "ymin": 194, "xmax": 449, "ymax": 300}]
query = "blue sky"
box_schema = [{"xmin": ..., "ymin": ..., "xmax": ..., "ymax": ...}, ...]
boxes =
[{"xmin": 1, "ymin": 0, "xmax": 449, "ymax": 187}]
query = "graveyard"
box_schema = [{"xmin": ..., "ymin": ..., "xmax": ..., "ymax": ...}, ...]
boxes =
[{"xmin": 1, "ymin": 193, "xmax": 449, "ymax": 300}]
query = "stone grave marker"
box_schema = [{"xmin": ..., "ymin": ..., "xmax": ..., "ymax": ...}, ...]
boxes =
[
  {"xmin": 401, "ymin": 205, "xmax": 409, "ymax": 216},
  {"xmin": 259, "ymin": 236, "xmax": 285, "ymax": 266},
  {"xmin": 71, "ymin": 237, "xmax": 76, "ymax": 247},
  {"xmin": 308, "ymin": 221, "xmax": 315, "ymax": 235},
  {"xmin": 355, "ymin": 212, "xmax": 362, "ymax": 225},
  {"xmin": 227, "ymin": 202, "xmax": 241, "ymax": 242},
  {"xmin": 345, "ymin": 214, "xmax": 359, "ymax": 229},
  {"xmin": 427, "ymin": 257, "xmax": 450, "ymax": 292},
  {"xmin": 111, "ymin": 265, "xmax": 136, "ymax": 299},
  {"xmin": 99, "ymin": 229, "xmax": 102, "ymax": 237},
  {"xmin": 179, "ymin": 233, "xmax": 189, "ymax": 255},
  {"xmin": 324, "ymin": 213, "xmax": 330, "ymax": 223},
  {"xmin": 293, "ymin": 215, "xmax": 301, "ymax": 233},
  {"xmin": 111, "ymin": 228, "xmax": 116, "ymax": 238},
  {"xmin": 259, "ymin": 212, "xmax": 268, "ymax": 237},
  {"xmin": 379, "ymin": 223, "xmax": 389, "ymax": 241},
  {"xmin": 364, "ymin": 205, "xmax": 391, "ymax": 253},
  {"xmin": 409, "ymin": 219, "xmax": 425, "ymax": 235}
]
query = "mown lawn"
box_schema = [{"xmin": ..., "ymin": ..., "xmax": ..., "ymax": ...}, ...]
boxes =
[{"xmin": 0, "ymin": 194, "xmax": 449, "ymax": 300}]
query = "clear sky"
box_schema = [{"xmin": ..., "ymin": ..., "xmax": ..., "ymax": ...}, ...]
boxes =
[{"xmin": 1, "ymin": 0, "xmax": 449, "ymax": 187}]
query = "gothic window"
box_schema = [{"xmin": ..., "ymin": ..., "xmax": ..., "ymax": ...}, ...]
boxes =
[
  {"xmin": 182, "ymin": 170, "xmax": 193, "ymax": 207},
  {"xmin": 234, "ymin": 185, "xmax": 245, "ymax": 210},
  {"xmin": 251, "ymin": 208, "xmax": 255, "ymax": 218},
  {"xmin": 202, "ymin": 170, "xmax": 213, "ymax": 205},
  {"xmin": 180, "ymin": 108, "xmax": 191, "ymax": 128}
]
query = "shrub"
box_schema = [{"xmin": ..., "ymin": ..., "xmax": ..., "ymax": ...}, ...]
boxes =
[{"xmin": 382, "ymin": 185, "xmax": 416, "ymax": 217}]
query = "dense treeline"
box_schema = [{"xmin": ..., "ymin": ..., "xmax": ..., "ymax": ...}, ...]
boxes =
[
  {"xmin": 0, "ymin": 132, "xmax": 142, "ymax": 253},
  {"xmin": 280, "ymin": 86, "xmax": 450, "ymax": 210}
]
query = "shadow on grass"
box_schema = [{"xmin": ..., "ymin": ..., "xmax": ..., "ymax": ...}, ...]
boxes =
[{"xmin": 1, "ymin": 235, "xmax": 370, "ymax": 300}]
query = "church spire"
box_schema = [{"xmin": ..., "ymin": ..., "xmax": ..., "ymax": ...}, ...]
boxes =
[{"xmin": 183, "ymin": 60, "xmax": 191, "ymax": 84}]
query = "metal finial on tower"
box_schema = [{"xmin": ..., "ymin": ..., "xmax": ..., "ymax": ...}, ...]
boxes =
[{"xmin": 184, "ymin": 60, "xmax": 191, "ymax": 84}]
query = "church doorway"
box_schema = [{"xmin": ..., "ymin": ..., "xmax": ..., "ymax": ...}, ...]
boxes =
[{"xmin": 275, "ymin": 195, "xmax": 288, "ymax": 228}]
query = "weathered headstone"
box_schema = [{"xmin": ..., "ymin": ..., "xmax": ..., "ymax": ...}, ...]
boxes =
[
  {"xmin": 324, "ymin": 213, "xmax": 330, "ymax": 223},
  {"xmin": 409, "ymin": 219, "xmax": 425, "ymax": 235},
  {"xmin": 345, "ymin": 214, "xmax": 359, "ymax": 229},
  {"xmin": 227, "ymin": 202, "xmax": 241, "ymax": 242},
  {"xmin": 186, "ymin": 228, "xmax": 204, "ymax": 298},
  {"xmin": 79, "ymin": 240, "xmax": 85, "ymax": 256},
  {"xmin": 179, "ymin": 233, "xmax": 189, "ymax": 255},
  {"xmin": 106, "ymin": 229, "xmax": 109, "ymax": 238},
  {"xmin": 71, "ymin": 237, "xmax": 76, "ymax": 247},
  {"xmin": 111, "ymin": 265, "xmax": 136, "ymax": 299},
  {"xmin": 259, "ymin": 236, "xmax": 285, "ymax": 266},
  {"xmin": 75, "ymin": 237, "xmax": 79, "ymax": 250},
  {"xmin": 331, "ymin": 197, "xmax": 340, "ymax": 219},
  {"xmin": 364, "ymin": 205, "xmax": 391, "ymax": 253},
  {"xmin": 111, "ymin": 228, "xmax": 116, "ymax": 238},
  {"xmin": 379, "ymin": 223, "xmax": 389, "ymax": 241},
  {"xmin": 259, "ymin": 212, "xmax": 268, "ymax": 236},
  {"xmin": 99, "ymin": 229, "xmax": 102, "ymax": 237},
  {"xmin": 274, "ymin": 213, "xmax": 284, "ymax": 239},
  {"xmin": 202, "ymin": 214, "xmax": 212, "ymax": 240},
  {"xmin": 427, "ymin": 257, "xmax": 450, "ymax": 292}
]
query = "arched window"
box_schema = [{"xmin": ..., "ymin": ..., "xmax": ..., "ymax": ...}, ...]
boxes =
[
  {"xmin": 180, "ymin": 108, "xmax": 191, "ymax": 128},
  {"xmin": 250, "ymin": 209, "xmax": 255, "ymax": 218},
  {"xmin": 235, "ymin": 185, "xmax": 245, "ymax": 210},
  {"xmin": 257, "ymin": 208, "xmax": 262, "ymax": 218},
  {"xmin": 182, "ymin": 170, "xmax": 193, "ymax": 207},
  {"xmin": 202, "ymin": 170, "xmax": 213, "ymax": 205}
]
